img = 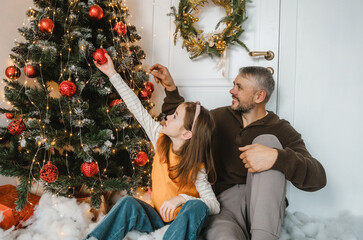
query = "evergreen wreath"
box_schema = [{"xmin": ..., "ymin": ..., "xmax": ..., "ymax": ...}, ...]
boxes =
[{"xmin": 169, "ymin": 0, "xmax": 249, "ymax": 59}]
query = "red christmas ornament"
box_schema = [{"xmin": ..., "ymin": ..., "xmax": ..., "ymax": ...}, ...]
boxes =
[
  {"xmin": 145, "ymin": 82, "xmax": 154, "ymax": 93},
  {"xmin": 89, "ymin": 5, "xmax": 103, "ymax": 21},
  {"xmin": 124, "ymin": 46, "xmax": 131, "ymax": 53},
  {"xmin": 39, "ymin": 161, "xmax": 59, "ymax": 183},
  {"xmin": 38, "ymin": 18, "xmax": 54, "ymax": 33},
  {"xmin": 134, "ymin": 151, "xmax": 148, "ymax": 166},
  {"xmin": 8, "ymin": 119, "xmax": 26, "ymax": 135},
  {"xmin": 80, "ymin": 162, "xmax": 99, "ymax": 177},
  {"xmin": 59, "ymin": 80, "xmax": 77, "ymax": 97},
  {"xmin": 5, "ymin": 66, "xmax": 21, "ymax": 80},
  {"xmin": 93, "ymin": 48, "xmax": 108, "ymax": 65},
  {"xmin": 113, "ymin": 22, "xmax": 127, "ymax": 36},
  {"xmin": 5, "ymin": 113, "xmax": 14, "ymax": 119},
  {"xmin": 138, "ymin": 88, "xmax": 152, "ymax": 100},
  {"xmin": 23, "ymin": 65, "xmax": 39, "ymax": 78},
  {"xmin": 49, "ymin": 147, "xmax": 55, "ymax": 155},
  {"xmin": 110, "ymin": 99, "xmax": 123, "ymax": 107}
]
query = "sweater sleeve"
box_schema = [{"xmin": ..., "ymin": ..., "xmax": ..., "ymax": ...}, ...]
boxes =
[
  {"xmin": 179, "ymin": 168, "xmax": 220, "ymax": 215},
  {"xmin": 161, "ymin": 88, "xmax": 185, "ymax": 115},
  {"xmin": 271, "ymin": 123, "xmax": 327, "ymax": 192},
  {"xmin": 109, "ymin": 73, "xmax": 162, "ymax": 148}
]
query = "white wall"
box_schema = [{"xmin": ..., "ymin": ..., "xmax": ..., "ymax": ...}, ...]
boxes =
[
  {"xmin": 279, "ymin": 0, "xmax": 363, "ymax": 216},
  {"xmin": 0, "ymin": 0, "xmax": 34, "ymax": 186}
]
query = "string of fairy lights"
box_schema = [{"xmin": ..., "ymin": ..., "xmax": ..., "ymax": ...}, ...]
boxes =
[{"xmin": 0, "ymin": 0, "xmax": 166, "ymax": 199}]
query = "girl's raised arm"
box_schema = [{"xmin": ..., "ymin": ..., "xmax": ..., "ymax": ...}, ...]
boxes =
[{"xmin": 94, "ymin": 54, "xmax": 162, "ymax": 148}]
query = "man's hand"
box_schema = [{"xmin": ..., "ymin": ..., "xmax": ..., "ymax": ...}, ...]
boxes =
[
  {"xmin": 149, "ymin": 64, "xmax": 176, "ymax": 91},
  {"xmin": 160, "ymin": 195, "xmax": 186, "ymax": 222},
  {"xmin": 239, "ymin": 144, "xmax": 278, "ymax": 173},
  {"xmin": 93, "ymin": 53, "xmax": 117, "ymax": 78}
]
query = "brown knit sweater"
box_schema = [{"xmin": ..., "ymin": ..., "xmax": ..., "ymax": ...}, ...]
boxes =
[{"xmin": 162, "ymin": 89, "xmax": 327, "ymax": 195}]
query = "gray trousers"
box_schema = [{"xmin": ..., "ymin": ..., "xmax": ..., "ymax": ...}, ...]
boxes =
[{"xmin": 204, "ymin": 134, "xmax": 286, "ymax": 240}]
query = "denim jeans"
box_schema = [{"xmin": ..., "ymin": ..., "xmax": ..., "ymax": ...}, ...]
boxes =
[{"xmin": 84, "ymin": 196, "xmax": 209, "ymax": 240}]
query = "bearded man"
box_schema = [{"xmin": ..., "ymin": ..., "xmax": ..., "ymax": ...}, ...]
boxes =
[{"xmin": 149, "ymin": 65, "xmax": 326, "ymax": 240}]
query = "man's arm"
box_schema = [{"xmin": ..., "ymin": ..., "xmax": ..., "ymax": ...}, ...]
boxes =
[
  {"xmin": 272, "ymin": 123, "xmax": 327, "ymax": 192},
  {"xmin": 162, "ymin": 88, "xmax": 185, "ymax": 115},
  {"xmin": 239, "ymin": 122, "xmax": 326, "ymax": 192},
  {"xmin": 149, "ymin": 64, "xmax": 185, "ymax": 115}
]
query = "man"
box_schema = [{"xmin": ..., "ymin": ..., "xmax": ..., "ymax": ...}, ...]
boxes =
[{"xmin": 149, "ymin": 64, "xmax": 326, "ymax": 240}]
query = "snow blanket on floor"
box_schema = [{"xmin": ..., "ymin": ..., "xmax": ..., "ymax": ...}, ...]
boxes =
[{"xmin": 0, "ymin": 193, "xmax": 362, "ymax": 240}]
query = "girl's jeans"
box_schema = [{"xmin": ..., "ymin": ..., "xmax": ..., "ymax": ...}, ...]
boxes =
[{"xmin": 84, "ymin": 196, "xmax": 209, "ymax": 240}]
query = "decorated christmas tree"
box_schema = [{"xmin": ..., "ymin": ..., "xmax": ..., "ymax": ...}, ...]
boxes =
[{"xmin": 0, "ymin": 0, "xmax": 155, "ymax": 210}]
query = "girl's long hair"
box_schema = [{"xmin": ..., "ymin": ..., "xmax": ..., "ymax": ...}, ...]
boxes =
[{"xmin": 157, "ymin": 102, "xmax": 216, "ymax": 189}]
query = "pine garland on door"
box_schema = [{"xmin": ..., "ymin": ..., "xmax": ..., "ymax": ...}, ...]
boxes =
[{"xmin": 169, "ymin": 0, "xmax": 250, "ymax": 59}]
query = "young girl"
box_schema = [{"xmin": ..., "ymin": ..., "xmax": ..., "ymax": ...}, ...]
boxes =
[{"xmin": 84, "ymin": 54, "xmax": 220, "ymax": 240}]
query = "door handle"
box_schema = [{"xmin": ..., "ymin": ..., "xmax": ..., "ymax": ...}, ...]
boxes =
[
  {"xmin": 249, "ymin": 51, "xmax": 274, "ymax": 61},
  {"xmin": 266, "ymin": 67, "xmax": 274, "ymax": 75}
]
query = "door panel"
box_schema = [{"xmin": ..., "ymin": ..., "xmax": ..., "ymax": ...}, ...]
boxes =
[{"xmin": 128, "ymin": 0, "xmax": 281, "ymax": 113}]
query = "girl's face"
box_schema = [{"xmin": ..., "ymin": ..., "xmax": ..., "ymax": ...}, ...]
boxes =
[{"xmin": 162, "ymin": 103, "xmax": 188, "ymax": 139}]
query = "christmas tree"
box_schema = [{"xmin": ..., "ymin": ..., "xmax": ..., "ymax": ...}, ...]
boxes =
[{"xmin": 0, "ymin": 0, "xmax": 156, "ymax": 210}]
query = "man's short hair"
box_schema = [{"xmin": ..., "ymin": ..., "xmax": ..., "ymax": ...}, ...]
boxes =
[{"xmin": 239, "ymin": 66, "xmax": 275, "ymax": 103}]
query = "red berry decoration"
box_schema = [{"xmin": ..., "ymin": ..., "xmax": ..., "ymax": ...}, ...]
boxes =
[
  {"xmin": 89, "ymin": 5, "xmax": 103, "ymax": 21},
  {"xmin": 113, "ymin": 22, "xmax": 127, "ymax": 36},
  {"xmin": 110, "ymin": 99, "xmax": 123, "ymax": 107},
  {"xmin": 59, "ymin": 80, "xmax": 77, "ymax": 97},
  {"xmin": 5, "ymin": 66, "xmax": 21, "ymax": 80},
  {"xmin": 81, "ymin": 161, "xmax": 99, "ymax": 177},
  {"xmin": 138, "ymin": 88, "xmax": 152, "ymax": 100},
  {"xmin": 5, "ymin": 113, "xmax": 14, "ymax": 119},
  {"xmin": 134, "ymin": 151, "xmax": 148, "ymax": 166},
  {"xmin": 49, "ymin": 147, "xmax": 55, "ymax": 155},
  {"xmin": 39, "ymin": 161, "xmax": 59, "ymax": 183},
  {"xmin": 93, "ymin": 48, "xmax": 108, "ymax": 65},
  {"xmin": 124, "ymin": 46, "xmax": 131, "ymax": 53},
  {"xmin": 38, "ymin": 18, "xmax": 54, "ymax": 33},
  {"xmin": 8, "ymin": 119, "xmax": 26, "ymax": 135},
  {"xmin": 23, "ymin": 64, "xmax": 39, "ymax": 78},
  {"xmin": 145, "ymin": 82, "xmax": 154, "ymax": 93}
]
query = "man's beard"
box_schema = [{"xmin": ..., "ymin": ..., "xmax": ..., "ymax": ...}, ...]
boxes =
[{"xmin": 231, "ymin": 96, "xmax": 255, "ymax": 113}]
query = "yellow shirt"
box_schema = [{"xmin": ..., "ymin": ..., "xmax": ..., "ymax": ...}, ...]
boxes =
[{"xmin": 151, "ymin": 144, "xmax": 201, "ymax": 222}]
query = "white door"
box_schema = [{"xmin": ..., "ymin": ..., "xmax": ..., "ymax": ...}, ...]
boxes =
[{"xmin": 127, "ymin": 0, "xmax": 281, "ymax": 113}]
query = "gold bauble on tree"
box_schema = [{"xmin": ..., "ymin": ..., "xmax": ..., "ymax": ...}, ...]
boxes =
[{"xmin": 46, "ymin": 81, "xmax": 61, "ymax": 99}]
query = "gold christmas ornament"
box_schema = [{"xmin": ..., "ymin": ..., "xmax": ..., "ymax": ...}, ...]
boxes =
[
  {"xmin": 184, "ymin": 35, "xmax": 205, "ymax": 58},
  {"xmin": 169, "ymin": 0, "xmax": 249, "ymax": 59},
  {"xmin": 188, "ymin": 0, "xmax": 208, "ymax": 9}
]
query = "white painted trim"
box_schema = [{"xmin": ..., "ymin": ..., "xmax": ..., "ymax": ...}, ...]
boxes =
[
  {"xmin": 278, "ymin": 0, "xmax": 299, "ymax": 203},
  {"xmin": 278, "ymin": 0, "xmax": 298, "ymax": 124}
]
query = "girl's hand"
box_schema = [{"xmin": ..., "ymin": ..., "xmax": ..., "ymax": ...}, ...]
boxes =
[
  {"xmin": 160, "ymin": 195, "xmax": 186, "ymax": 222},
  {"xmin": 93, "ymin": 53, "xmax": 117, "ymax": 78}
]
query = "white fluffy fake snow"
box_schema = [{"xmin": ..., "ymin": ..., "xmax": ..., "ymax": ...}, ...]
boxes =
[
  {"xmin": 280, "ymin": 211, "xmax": 363, "ymax": 240},
  {"xmin": 0, "ymin": 193, "xmax": 101, "ymax": 240},
  {"xmin": 1, "ymin": 193, "xmax": 362, "ymax": 240}
]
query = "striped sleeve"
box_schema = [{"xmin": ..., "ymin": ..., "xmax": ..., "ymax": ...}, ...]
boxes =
[
  {"xmin": 179, "ymin": 168, "xmax": 220, "ymax": 215},
  {"xmin": 109, "ymin": 73, "xmax": 162, "ymax": 148}
]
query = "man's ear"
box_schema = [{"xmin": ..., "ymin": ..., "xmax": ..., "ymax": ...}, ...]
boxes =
[
  {"xmin": 182, "ymin": 130, "xmax": 193, "ymax": 140},
  {"xmin": 254, "ymin": 90, "xmax": 267, "ymax": 104}
]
